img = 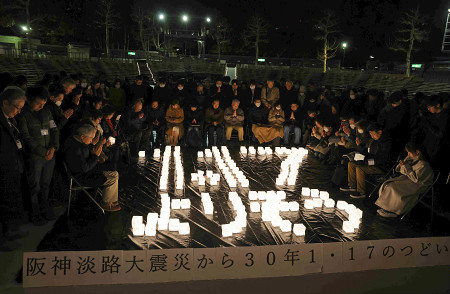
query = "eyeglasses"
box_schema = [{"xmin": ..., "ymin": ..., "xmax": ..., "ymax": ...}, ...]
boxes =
[{"xmin": 11, "ymin": 104, "xmax": 23, "ymax": 111}]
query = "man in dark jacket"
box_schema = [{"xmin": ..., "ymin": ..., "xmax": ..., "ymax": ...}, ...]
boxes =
[
  {"xmin": 284, "ymin": 102, "xmax": 303, "ymax": 145},
  {"xmin": 0, "ymin": 88, "xmax": 28, "ymax": 245},
  {"xmin": 64, "ymin": 124, "xmax": 120, "ymax": 211},
  {"xmin": 247, "ymin": 98, "xmax": 266, "ymax": 143},
  {"xmin": 377, "ymin": 91, "xmax": 410, "ymax": 156},
  {"xmin": 46, "ymin": 84, "xmax": 73, "ymax": 132},
  {"xmin": 340, "ymin": 123, "xmax": 392, "ymax": 198},
  {"xmin": 122, "ymin": 99, "xmax": 150, "ymax": 154},
  {"xmin": 412, "ymin": 95, "xmax": 449, "ymax": 170},
  {"xmin": 152, "ymin": 78, "xmax": 171, "ymax": 108},
  {"xmin": 17, "ymin": 87, "xmax": 59, "ymax": 224},
  {"xmin": 129, "ymin": 75, "xmax": 149, "ymax": 105},
  {"xmin": 184, "ymin": 102, "xmax": 204, "ymax": 147},
  {"xmin": 205, "ymin": 98, "xmax": 225, "ymax": 147},
  {"xmin": 279, "ymin": 81, "xmax": 298, "ymax": 113},
  {"xmin": 145, "ymin": 100, "xmax": 166, "ymax": 148}
]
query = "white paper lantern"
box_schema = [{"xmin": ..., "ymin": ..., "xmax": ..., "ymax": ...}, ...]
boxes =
[
  {"xmin": 313, "ymin": 198, "xmax": 323, "ymax": 208},
  {"xmin": 132, "ymin": 216, "xmax": 143, "ymax": 227},
  {"xmin": 241, "ymin": 179, "xmax": 249, "ymax": 188},
  {"xmin": 169, "ymin": 219, "xmax": 180, "ymax": 231},
  {"xmin": 222, "ymin": 224, "xmax": 232, "ymax": 237},
  {"xmin": 191, "ymin": 173, "xmax": 198, "ymax": 182},
  {"xmin": 138, "ymin": 151, "xmax": 146, "ymax": 158},
  {"xmin": 288, "ymin": 201, "xmax": 300, "ymax": 211},
  {"xmin": 157, "ymin": 218, "xmax": 169, "ymax": 230},
  {"xmin": 179, "ymin": 222, "xmax": 190, "ymax": 235},
  {"xmin": 145, "ymin": 224, "xmax": 156, "ymax": 236},
  {"xmin": 319, "ymin": 191, "xmax": 330, "ymax": 200},
  {"xmin": 280, "ymin": 201, "xmax": 290, "ymax": 212},
  {"xmin": 324, "ymin": 198, "xmax": 335, "ymax": 208},
  {"xmin": 343, "ymin": 221, "xmax": 355, "ymax": 233},
  {"xmin": 293, "ymin": 223, "xmax": 306, "ymax": 236},
  {"xmin": 280, "ymin": 220, "xmax": 292, "ymax": 232},
  {"xmin": 147, "ymin": 213, "xmax": 159, "ymax": 224},
  {"xmin": 206, "ymin": 170, "xmax": 213, "ymax": 178},
  {"xmin": 310, "ymin": 189, "xmax": 320, "ymax": 198},
  {"xmin": 257, "ymin": 191, "xmax": 267, "ymax": 201},
  {"xmin": 203, "ymin": 203, "xmax": 214, "ymax": 215},
  {"xmin": 336, "ymin": 200, "xmax": 348, "ymax": 210},
  {"xmin": 250, "ymin": 202, "xmax": 261, "ymax": 212},
  {"xmin": 198, "ymin": 177, "xmax": 205, "ymax": 186},
  {"xmin": 249, "ymin": 191, "xmax": 258, "ymax": 201},
  {"xmin": 276, "ymin": 178, "xmax": 285, "ymax": 186},
  {"xmin": 171, "ymin": 199, "xmax": 181, "ymax": 210},
  {"xmin": 271, "ymin": 215, "xmax": 283, "ymax": 227},
  {"xmin": 180, "ymin": 199, "xmax": 191, "ymax": 209},
  {"xmin": 277, "ymin": 191, "xmax": 287, "ymax": 199},
  {"xmin": 304, "ymin": 199, "xmax": 314, "ymax": 209},
  {"xmin": 230, "ymin": 221, "xmax": 242, "ymax": 233},
  {"xmin": 132, "ymin": 223, "xmax": 145, "ymax": 236}
]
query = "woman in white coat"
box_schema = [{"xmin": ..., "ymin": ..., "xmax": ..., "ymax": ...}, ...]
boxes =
[{"xmin": 376, "ymin": 142, "xmax": 434, "ymax": 218}]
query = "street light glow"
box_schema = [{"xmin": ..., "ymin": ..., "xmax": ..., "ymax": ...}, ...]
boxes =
[
  {"xmin": 182, "ymin": 15, "xmax": 188, "ymax": 22},
  {"xmin": 159, "ymin": 14, "xmax": 165, "ymax": 20},
  {"xmin": 206, "ymin": 17, "xmax": 211, "ymax": 22},
  {"xmin": 21, "ymin": 26, "xmax": 28, "ymax": 31},
  {"xmin": 342, "ymin": 42, "xmax": 348, "ymax": 48}
]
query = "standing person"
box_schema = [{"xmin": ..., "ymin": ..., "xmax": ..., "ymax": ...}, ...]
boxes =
[
  {"xmin": 375, "ymin": 142, "xmax": 434, "ymax": 218},
  {"xmin": 165, "ymin": 100, "xmax": 184, "ymax": 146},
  {"xmin": 279, "ymin": 80, "xmax": 298, "ymax": 112},
  {"xmin": 0, "ymin": 88, "xmax": 28, "ymax": 246},
  {"xmin": 248, "ymin": 80, "xmax": 261, "ymax": 104},
  {"xmin": 224, "ymin": 99, "xmax": 245, "ymax": 142},
  {"xmin": 261, "ymin": 78, "xmax": 280, "ymax": 112},
  {"xmin": 205, "ymin": 98, "xmax": 225, "ymax": 147},
  {"xmin": 122, "ymin": 99, "xmax": 149, "ymax": 156},
  {"xmin": 129, "ymin": 75, "xmax": 148, "ymax": 105},
  {"xmin": 108, "ymin": 79, "xmax": 126, "ymax": 111},
  {"xmin": 152, "ymin": 78, "xmax": 171, "ymax": 108},
  {"xmin": 17, "ymin": 87, "xmax": 59, "ymax": 224}
]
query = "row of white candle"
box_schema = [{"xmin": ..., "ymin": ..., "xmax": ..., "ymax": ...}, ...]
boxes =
[
  {"xmin": 159, "ymin": 148, "xmax": 172, "ymax": 190},
  {"xmin": 301, "ymin": 186, "xmax": 363, "ymax": 233},
  {"xmin": 174, "ymin": 149, "xmax": 184, "ymax": 190},
  {"xmin": 222, "ymin": 192, "xmax": 247, "ymax": 237},
  {"xmin": 201, "ymin": 193, "xmax": 214, "ymax": 215},
  {"xmin": 191, "ymin": 170, "xmax": 221, "ymax": 186},
  {"xmin": 217, "ymin": 147, "xmax": 249, "ymax": 188},
  {"xmin": 276, "ymin": 148, "xmax": 308, "ymax": 186}
]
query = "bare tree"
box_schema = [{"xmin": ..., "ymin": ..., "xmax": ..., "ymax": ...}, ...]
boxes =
[
  {"xmin": 314, "ymin": 10, "xmax": 339, "ymax": 73},
  {"xmin": 389, "ymin": 6, "xmax": 428, "ymax": 77},
  {"xmin": 97, "ymin": 0, "xmax": 119, "ymax": 58},
  {"xmin": 244, "ymin": 13, "xmax": 269, "ymax": 65},
  {"xmin": 131, "ymin": 4, "xmax": 147, "ymax": 51},
  {"xmin": 210, "ymin": 16, "xmax": 232, "ymax": 61}
]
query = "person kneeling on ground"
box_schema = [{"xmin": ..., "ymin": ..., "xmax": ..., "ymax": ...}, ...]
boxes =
[
  {"xmin": 375, "ymin": 142, "xmax": 433, "ymax": 218},
  {"xmin": 64, "ymin": 124, "xmax": 120, "ymax": 211},
  {"xmin": 340, "ymin": 123, "xmax": 392, "ymax": 199}
]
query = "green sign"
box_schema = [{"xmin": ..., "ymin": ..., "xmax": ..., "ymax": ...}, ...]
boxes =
[
  {"xmin": 258, "ymin": 58, "xmax": 265, "ymax": 62},
  {"xmin": 128, "ymin": 52, "xmax": 136, "ymax": 56},
  {"xmin": 411, "ymin": 64, "xmax": 422, "ymax": 68}
]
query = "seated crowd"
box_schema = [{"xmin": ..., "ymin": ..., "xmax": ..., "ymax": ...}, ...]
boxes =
[{"xmin": 0, "ymin": 71, "xmax": 448, "ymax": 248}]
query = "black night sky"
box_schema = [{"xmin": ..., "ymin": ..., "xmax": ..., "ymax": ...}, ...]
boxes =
[{"xmin": 4, "ymin": 0, "xmax": 450, "ymax": 66}]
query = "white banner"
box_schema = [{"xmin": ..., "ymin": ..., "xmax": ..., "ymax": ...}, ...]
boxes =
[{"xmin": 23, "ymin": 236, "xmax": 450, "ymax": 288}]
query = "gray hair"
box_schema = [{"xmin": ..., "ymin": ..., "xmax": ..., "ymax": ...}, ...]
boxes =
[
  {"xmin": 231, "ymin": 99, "xmax": 240, "ymax": 105},
  {"xmin": 0, "ymin": 87, "xmax": 27, "ymax": 104},
  {"xmin": 76, "ymin": 124, "xmax": 96, "ymax": 137}
]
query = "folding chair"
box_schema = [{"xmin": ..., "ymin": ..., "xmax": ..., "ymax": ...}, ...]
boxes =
[
  {"xmin": 401, "ymin": 170, "xmax": 441, "ymax": 223},
  {"xmin": 62, "ymin": 162, "xmax": 105, "ymax": 217},
  {"xmin": 368, "ymin": 156, "xmax": 402, "ymax": 198}
]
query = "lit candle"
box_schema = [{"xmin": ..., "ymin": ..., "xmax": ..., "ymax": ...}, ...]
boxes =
[
  {"xmin": 280, "ymin": 220, "xmax": 292, "ymax": 232},
  {"xmin": 138, "ymin": 151, "xmax": 146, "ymax": 158},
  {"xmin": 293, "ymin": 223, "xmax": 306, "ymax": 236}
]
